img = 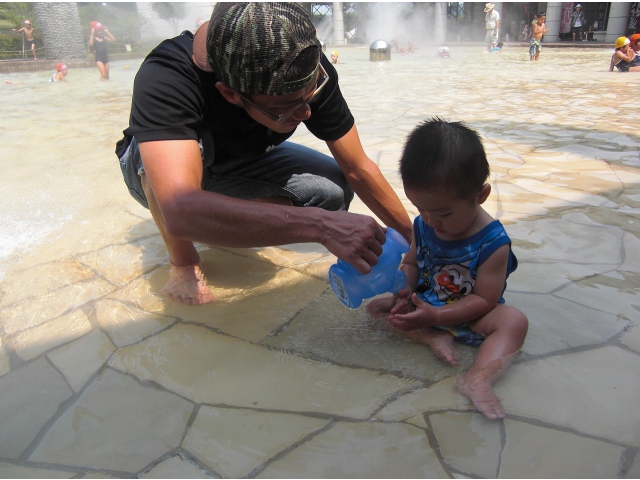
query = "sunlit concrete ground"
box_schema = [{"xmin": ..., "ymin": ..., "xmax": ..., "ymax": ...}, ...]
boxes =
[{"xmin": 1, "ymin": 42, "xmax": 639, "ymax": 478}]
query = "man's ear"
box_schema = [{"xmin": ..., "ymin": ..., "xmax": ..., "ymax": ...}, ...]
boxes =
[
  {"xmin": 215, "ymin": 81, "xmax": 243, "ymax": 106},
  {"xmin": 477, "ymin": 183, "xmax": 491, "ymax": 204}
]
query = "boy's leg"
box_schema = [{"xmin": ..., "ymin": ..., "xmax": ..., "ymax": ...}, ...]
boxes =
[
  {"xmin": 456, "ymin": 304, "xmax": 528, "ymax": 419},
  {"xmin": 366, "ymin": 298, "xmax": 460, "ymax": 365}
]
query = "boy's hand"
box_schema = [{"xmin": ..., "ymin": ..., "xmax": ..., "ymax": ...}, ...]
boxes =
[
  {"xmin": 389, "ymin": 293, "xmax": 437, "ymax": 331},
  {"xmin": 389, "ymin": 285, "xmax": 414, "ymax": 316}
]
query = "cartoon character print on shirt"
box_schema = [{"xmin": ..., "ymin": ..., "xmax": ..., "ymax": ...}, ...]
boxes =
[{"xmin": 432, "ymin": 263, "xmax": 473, "ymax": 303}]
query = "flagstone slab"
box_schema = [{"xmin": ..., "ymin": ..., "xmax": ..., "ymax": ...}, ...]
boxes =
[
  {"xmin": 29, "ymin": 368, "xmax": 192, "ymax": 473},
  {"xmin": 0, "ymin": 260, "xmax": 94, "ymax": 308},
  {"xmin": 256, "ymin": 421, "xmax": 447, "ymax": 478},
  {"xmin": 495, "ymin": 346, "xmax": 640, "ymax": 447},
  {"xmin": 554, "ymin": 277, "xmax": 640, "ymax": 322},
  {"xmin": 109, "ymin": 323, "xmax": 418, "ymax": 418},
  {"xmin": 76, "ymin": 236, "xmax": 169, "ymax": 286},
  {"xmin": 95, "ymin": 299, "xmax": 176, "ymax": 348},
  {"xmin": 375, "ymin": 377, "xmax": 473, "ymax": 422},
  {"xmin": 0, "ymin": 358, "xmax": 73, "ymax": 458},
  {"xmin": 183, "ymin": 406, "xmax": 329, "ymax": 478},
  {"xmin": 12, "ymin": 309, "xmax": 93, "ymax": 361},
  {"xmin": 621, "ymin": 323, "xmax": 640, "ymax": 352},
  {"xmin": 140, "ymin": 454, "xmax": 214, "ymax": 479},
  {"xmin": 0, "ymin": 462, "xmax": 73, "ymax": 479},
  {"xmin": 1, "ymin": 278, "xmax": 115, "ymax": 335},
  {"xmin": 108, "ymin": 248, "xmax": 328, "ymax": 343},
  {"xmin": 507, "ymin": 261, "xmax": 616, "ymax": 294},
  {"xmin": 47, "ymin": 330, "xmax": 116, "ymax": 393},
  {"xmin": 499, "ymin": 419, "xmax": 624, "ymax": 478},
  {"xmin": 262, "ymin": 292, "xmax": 475, "ymax": 381},
  {"xmin": 506, "ymin": 292, "xmax": 629, "ymax": 356},
  {"xmin": 507, "ymin": 215, "xmax": 623, "ymax": 264},
  {"xmin": 430, "ymin": 412, "xmax": 502, "ymax": 478},
  {"xmin": 626, "ymin": 455, "xmax": 640, "ymax": 479}
]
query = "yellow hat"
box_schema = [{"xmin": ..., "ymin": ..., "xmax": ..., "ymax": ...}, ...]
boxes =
[
  {"xmin": 615, "ymin": 36, "xmax": 630, "ymax": 48},
  {"xmin": 331, "ymin": 50, "xmax": 338, "ymax": 56}
]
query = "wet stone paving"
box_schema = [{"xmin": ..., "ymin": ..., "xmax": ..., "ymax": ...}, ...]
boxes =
[{"xmin": 1, "ymin": 43, "xmax": 640, "ymax": 478}]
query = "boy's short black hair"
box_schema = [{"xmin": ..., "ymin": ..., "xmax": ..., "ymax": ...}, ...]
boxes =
[
  {"xmin": 538, "ymin": 12, "xmax": 546, "ymax": 16},
  {"xmin": 399, "ymin": 117, "xmax": 490, "ymax": 200}
]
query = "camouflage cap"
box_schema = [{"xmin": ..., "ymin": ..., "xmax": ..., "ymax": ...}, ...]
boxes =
[{"xmin": 197, "ymin": 2, "xmax": 321, "ymax": 95}]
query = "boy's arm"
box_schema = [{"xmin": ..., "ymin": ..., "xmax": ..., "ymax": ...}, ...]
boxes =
[{"xmin": 390, "ymin": 244, "xmax": 511, "ymax": 331}]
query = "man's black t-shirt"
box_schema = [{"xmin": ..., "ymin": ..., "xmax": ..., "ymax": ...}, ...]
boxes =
[{"xmin": 115, "ymin": 30, "xmax": 354, "ymax": 166}]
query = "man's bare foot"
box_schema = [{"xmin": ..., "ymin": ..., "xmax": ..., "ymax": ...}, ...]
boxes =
[
  {"xmin": 456, "ymin": 374, "xmax": 505, "ymax": 419},
  {"xmin": 406, "ymin": 328, "xmax": 461, "ymax": 366},
  {"xmin": 161, "ymin": 263, "xmax": 214, "ymax": 305}
]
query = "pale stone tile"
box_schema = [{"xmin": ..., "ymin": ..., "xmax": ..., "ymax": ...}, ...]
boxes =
[
  {"xmin": 109, "ymin": 248, "xmax": 329, "ymax": 343},
  {"xmin": 620, "ymin": 233, "xmax": 640, "ymax": 273},
  {"xmin": 95, "ymin": 299, "xmax": 175, "ymax": 348},
  {"xmin": 500, "ymin": 419, "xmax": 624, "ymax": 478},
  {"xmin": 183, "ymin": 406, "xmax": 328, "ymax": 478},
  {"xmin": 507, "ymin": 215, "xmax": 623, "ymax": 264},
  {"xmin": 430, "ymin": 412, "xmax": 502, "ymax": 478},
  {"xmin": 29, "ymin": 368, "xmax": 193, "ymax": 473},
  {"xmin": 1, "ymin": 278, "xmax": 115, "ymax": 335},
  {"xmin": 109, "ymin": 323, "xmax": 418, "ymax": 418},
  {"xmin": 0, "ymin": 462, "xmax": 73, "ymax": 478},
  {"xmin": 506, "ymin": 292, "xmax": 629, "ymax": 356},
  {"xmin": 495, "ymin": 347, "xmax": 640, "ymax": 447},
  {"xmin": 375, "ymin": 378, "xmax": 473, "ymax": 422},
  {"xmin": 12, "ymin": 309, "xmax": 93, "ymax": 361},
  {"xmin": 77, "ymin": 236, "xmax": 169, "ymax": 287},
  {"xmin": 0, "ymin": 260, "xmax": 94, "ymax": 308},
  {"xmin": 140, "ymin": 454, "xmax": 214, "ymax": 479},
  {"xmin": 0, "ymin": 358, "xmax": 73, "ymax": 458},
  {"xmin": 508, "ymin": 262, "xmax": 617, "ymax": 294},
  {"xmin": 626, "ymin": 454, "xmax": 640, "ymax": 479},
  {"xmin": 622, "ymin": 323, "xmax": 640, "ymax": 352},
  {"xmin": 511, "ymin": 178, "xmax": 616, "ymax": 208},
  {"xmin": 554, "ymin": 281, "xmax": 640, "ymax": 323},
  {"xmin": 262, "ymin": 292, "xmax": 475, "ymax": 381},
  {"xmin": 47, "ymin": 330, "xmax": 116, "ymax": 393},
  {"xmin": 79, "ymin": 473, "xmax": 121, "ymax": 479},
  {"xmin": 0, "ymin": 338, "xmax": 9, "ymax": 377},
  {"xmin": 257, "ymin": 422, "xmax": 447, "ymax": 478}
]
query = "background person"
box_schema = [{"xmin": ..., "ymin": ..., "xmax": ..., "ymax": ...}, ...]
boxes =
[
  {"xmin": 89, "ymin": 22, "xmax": 115, "ymax": 81},
  {"xmin": 330, "ymin": 50, "xmax": 340, "ymax": 64},
  {"xmin": 570, "ymin": 4, "xmax": 587, "ymax": 41},
  {"xmin": 484, "ymin": 3, "xmax": 500, "ymax": 52},
  {"xmin": 49, "ymin": 63, "xmax": 67, "ymax": 82},
  {"xmin": 530, "ymin": 13, "xmax": 550, "ymax": 61},
  {"xmin": 12, "ymin": 19, "xmax": 37, "ymax": 61},
  {"xmin": 609, "ymin": 36, "xmax": 640, "ymax": 72},
  {"xmin": 116, "ymin": 3, "xmax": 412, "ymax": 305}
]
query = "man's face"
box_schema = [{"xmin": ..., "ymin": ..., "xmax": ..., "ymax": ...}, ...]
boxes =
[{"xmin": 239, "ymin": 65, "xmax": 328, "ymax": 134}]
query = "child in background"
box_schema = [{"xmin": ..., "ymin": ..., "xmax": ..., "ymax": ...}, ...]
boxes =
[
  {"xmin": 330, "ymin": 50, "xmax": 340, "ymax": 64},
  {"xmin": 367, "ymin": 118, "xmax": 528, "ymax": 420},
  {"xmin": 437, "ymin": 46, "xmax": 451, "ymax": 58},
  {"xmin": 49, "ymin": 63, "xmax": 68, "ymax": 82},
  {"xmin": 489, "ymin": 42, "xmax": 504, "ymax": 53},
  {"xmin": 530, "ymin": 12, "xmax": 550, "ymax": 61},
  {"xmin": 609, "ymin": 36, "xmax": 640, "ymax": 72},
  {"xmin": 12, "ymin": 19, "xmax": 37, "ymax": 61}
]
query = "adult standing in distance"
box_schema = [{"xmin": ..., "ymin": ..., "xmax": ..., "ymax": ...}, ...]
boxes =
[
  {"xmin": 116, "ymin": 3, "xmax": 412, "ymax": 305},
  {"xmin": 484, "ymin": 3, "xmax": 500, "ymax": 52},
  {"xmin": 570, "ymin": 4, "xmax": 587, "ymax": 42}
]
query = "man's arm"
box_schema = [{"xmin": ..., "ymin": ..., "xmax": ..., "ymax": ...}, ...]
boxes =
[
  {"xmin": 139, "ymin": 139, "xmax": 387, "ymax": 273},
  {"xmin": 326, "ymin": 124, "xmax": 413, "ymax": 243}
]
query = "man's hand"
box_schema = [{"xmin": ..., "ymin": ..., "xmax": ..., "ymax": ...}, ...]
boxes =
[{"xmin": 321, "ymin": 210, "xmax": 386, "ymax": 274}]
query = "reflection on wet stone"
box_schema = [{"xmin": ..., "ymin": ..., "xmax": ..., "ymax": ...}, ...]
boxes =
[{"xmin": 1, "ymin": 44, "xmax": 639, "ymax": 478}]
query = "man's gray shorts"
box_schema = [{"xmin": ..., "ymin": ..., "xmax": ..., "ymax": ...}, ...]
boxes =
[{"xmin": 118, "ymin": 137, "xmax": 354, "ymax": 211}]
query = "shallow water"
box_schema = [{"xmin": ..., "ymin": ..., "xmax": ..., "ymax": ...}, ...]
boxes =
[{"xmin": 1, "ymin": 44, "xmax": 639, "ymax": 478}]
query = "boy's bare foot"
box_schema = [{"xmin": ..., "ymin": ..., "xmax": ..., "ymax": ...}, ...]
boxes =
[
  {"xmin": 406, "ymin": 328, "xmax": 461, "ymax": 366},
  {"xmin": 161, "ymin": 263, "xmax": 214, "ymax": 305},
  {"xmin": 456, "ymin": 374, "xmax": 505, "ymax": 419}
]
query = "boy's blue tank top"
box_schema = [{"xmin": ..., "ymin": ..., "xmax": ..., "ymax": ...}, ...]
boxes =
[{"xmin": 413, "ymin": 217, "xmax": 517, "ymax": 306}]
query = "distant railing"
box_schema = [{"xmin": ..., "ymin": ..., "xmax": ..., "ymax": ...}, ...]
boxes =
[{"xmin": 0, "ymin": 33, "xmax": 161, "ymax": 61}]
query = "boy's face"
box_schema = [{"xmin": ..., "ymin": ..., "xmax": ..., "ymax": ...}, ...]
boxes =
[
  {"xmin": 537, "ymin": 16, "xmax": 545, "ymax": 24},
  {"xmin": 405, "ymin": 186, "xmax": 487, "ymax": 241}
]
